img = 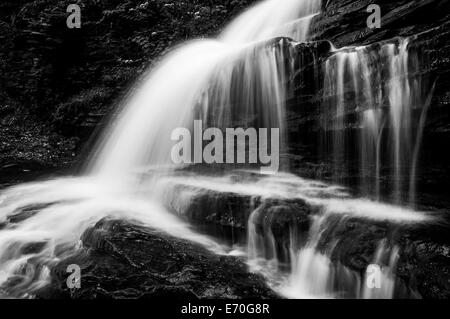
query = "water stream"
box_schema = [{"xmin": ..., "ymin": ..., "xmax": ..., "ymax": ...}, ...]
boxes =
[
  {"xmin": 321, "ymin": 39, "xmax": 428, "ymax": 204},
  {"xmin": 0, "ymin": 0, "xmax": 439, "ymax": 298}
]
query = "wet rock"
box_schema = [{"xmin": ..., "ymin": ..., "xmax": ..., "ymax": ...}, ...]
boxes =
[
  {"xmin": 248, "ymin": 200, "xmax": 313, "ymax": 264},
  {"xmin": 287, "ymin": 0, "xmax": 450, "ymax": 207},
  {"xmin": 311, "ymin": 0, "xmax": 450, "ymax": 48},
  {"xmin": 170, "ymin": 178, "xmax": 450, "ymax": 299},
  {"xmin": 174, "ymin": 186, "xmax": 256, "ymax": 230},
  {"xmin": 37, "ymin": 218, "xmax": 276, "ymax": 299},
  {"xmin": 251, "ymin": 200, "xmax": 312, "ymax": 238},
  {"xmin": 170, "ymin": 180, "xmax": 317, "ymax": 252},
  {"xmin": 396, "ymin": 224, "xmax": 450, "ymax": 299},
  {"xmin": 316, "ymin": 216, "xmax": 450, "ymax": 299},
  {"xmin": 0, "ymin": 0, "xmax": 258, "ymax": 163}
]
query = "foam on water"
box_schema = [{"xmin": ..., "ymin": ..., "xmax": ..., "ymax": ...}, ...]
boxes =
[
  {"xmin": 159, "ymin": 171, "xmax": 433, "ymax": 223},
  {"xmin": 0, "ymin": 0, "xmax": 438, "ymax": 299},
  {"xmin": 0, "ymin": 0, "xmax": 324, "ymax": 297}
]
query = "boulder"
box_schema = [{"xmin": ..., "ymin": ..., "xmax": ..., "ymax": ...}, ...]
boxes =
[{"xmin": 37, "ymin": 218, "xmax": 276, "ymax": 299}]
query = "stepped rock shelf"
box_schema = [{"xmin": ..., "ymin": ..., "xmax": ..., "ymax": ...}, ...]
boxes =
[{"xmin": 0, "ymin": 0, "xmax": 449, "ymax": 300}]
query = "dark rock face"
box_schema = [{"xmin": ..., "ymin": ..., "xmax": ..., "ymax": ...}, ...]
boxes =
[
  {"xmin": 0, "ymin": 0, "xmax": 255, "ymax": 127},
  {"xmin": 38, "ymin": 218, "xmax": 276, "ymax": 299},
  {"xmin": 251, "ymin": 201, "xmax": 312, "ymax": 238},
  {"xmin": 311, "ymin": 0, "xmax": 449, "ymax": 47},
  {"xmin": 174, "ymin": 187, "xmax": 256, "ymax": 229},
  {"xmin": 320, "ymin": 217, "xmax": 450, "ymax": 299},
  {"xmin": 1, "ymin": 1, "xmax": 449, "ymax": 190},
  {"xmin": 284, "ymin": 1, "xmax": 450, "ymax": 208},
  {"xmin": 167, "ymin": 177, "xmax": 450, "ymax": 299},
  {"xmin": 172, "ymin": 182, "xmax": 314, "ymax": 263},
  {"xmin": 0, "ymin": 0, "xmax": 258, "ymax": 165},
  {"xmin": 1, "ymin": 0, "xmax": 449, "ymax": 300}
]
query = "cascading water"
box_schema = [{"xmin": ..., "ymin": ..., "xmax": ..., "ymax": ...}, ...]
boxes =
[
  {"xmin": 0, "ymin": 0, "xmax": 323, "ymax": 298},
  {"xmin": 88, "ymin": 0, "xmax": 321, "ymax": 177},
  {"xmin": 161, "ymin": 172, "xmax": 431, "ymax": 298},
  {"xmin": 0, "ymin": 0, "xmax": 438, "ymax": 299},
  {"xmin": 361, "ymin": 241, "xmax": 401, "ymax": 299},
  {"xmin": 321, "ymin": 39, "xmax": 428, "ymax": 204},
  {"xmin": 220, "ymin": 0, "xmax": 321, "ymax": 44}
]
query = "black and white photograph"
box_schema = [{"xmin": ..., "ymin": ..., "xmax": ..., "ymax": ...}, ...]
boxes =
[{"xmin": 0, "ymin": 0, "xmax": 449, "ymax": 307}]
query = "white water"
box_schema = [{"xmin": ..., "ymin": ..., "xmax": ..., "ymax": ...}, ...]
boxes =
[
  {"xmin": 282, "ymin": 238, "xmax": 403, "ymax": 299},
  {"xmin": 161, "ymin": 171, "xmax": 432, "ymax": 298},
  {"xmin": 0, "ymin": 176, "xmax": 226, "ymax": 297},
  {"xmin": 0, "ymin": 0, "xmax": 324, "ymax": 298},
  {"xmin": 322, "ymin": 39, "xmax": 428, "ymax": 203},
  {"xmin": 220, "ymin": 0, "xmax": 320, "ymax": 44},
  {"xmin": 161, "ymin": 172, "xmax": 432, "ymax": 223},
  {"xmin": 88, "ymin": 0, "xmax": 321, "ymax": 177},
  {"xmin": 0, "ymin": 0, "xmax": 437, "ymax": 299},
  {"xmin": 361, "ymin": 241, "xmax": 400, "ymax": 299}
]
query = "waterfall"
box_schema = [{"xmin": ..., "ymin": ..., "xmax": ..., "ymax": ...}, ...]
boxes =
[
  {"xmin": 361, "ymin": 241, "xmax": 400, "ymax": 299},
  {"xmin": 0, "ymin": 0, "xmax": 324, "ymax": 297},
  {"xmin": 281, "ymin": 215, "xmax": 337, "ymax": 299},
  {"xmin": 321, "ymin": 39, "xmax": 427, "ymax": 204},
  {"xmin": 220, "ymin": 0, "xmax": 321, "ymax": 44},
  {"xmin": 245, "ymin": 199, "xmax": 424, "ymax": 299},
  {"xmin": 87, "ymin": 0, "xmax": 322, "ymax": 178},
  {"xmin": 0, "ymin": 0, "xmax": 437, "ymax": 299},
  {"xmin": 163, "ymin": 172, "xmax": 431, "ymax": 298}
]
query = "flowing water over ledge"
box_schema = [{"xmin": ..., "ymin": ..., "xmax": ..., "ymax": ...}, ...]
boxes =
[
  {"xmin": 156, "ymin": 169, "xmax": 440, "ymax": 298},
  {"xmin": 0, "ymin": 0, "xmax": 449, "ymax": 298},
  {"xmin": 0, "ymin": 168, "xmax": 444, "ymax": 298}
]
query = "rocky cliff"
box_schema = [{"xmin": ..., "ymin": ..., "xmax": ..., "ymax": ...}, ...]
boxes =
[
  {"xmin": 1, "ymin": 0, "xmax": 449, "ymax": 179},
  {"xmin": 1, "ymin": 0, "xmax": 449, "ymax": 300},
  {"xmin": 0, "ymin": 0, "xmax": 257, "ymax": 166},
  {"xmin": 292, "ymin": 0, "xmax": 450, "ymax": 208}
]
